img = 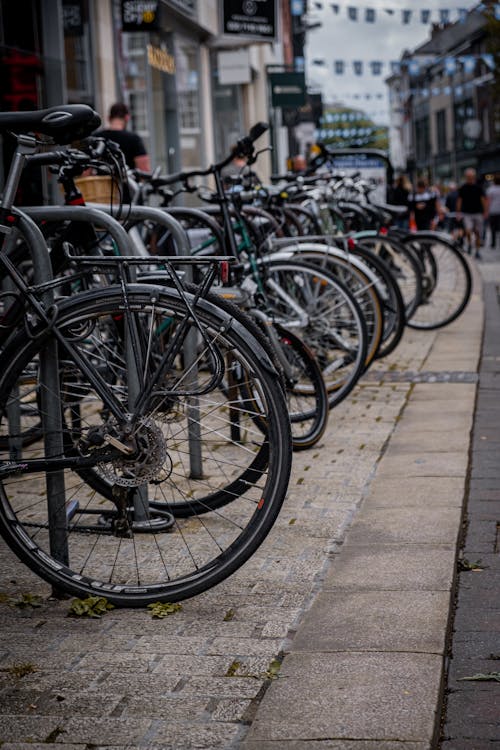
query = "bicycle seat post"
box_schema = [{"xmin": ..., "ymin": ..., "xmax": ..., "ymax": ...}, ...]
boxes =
[{"xmin": 1, "ymin": 135, "xmax": 38, "ymax": 211}]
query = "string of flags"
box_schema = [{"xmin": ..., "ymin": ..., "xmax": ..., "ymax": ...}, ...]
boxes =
[
  {"xmin": 322, "ymin": 97, "xmax": 386, "ymax": 109},
  {"xmin": 310, "ymin": 53, "xmax": 494, "ymax": 76},
  {"xmin": 322, "ymin": 110, "xmax": 385, "ymax": 121},
  {"xmin": 309, "ymin": 2, "xmax": 500, "ymax": 24},
  {"xmin": 388, "ymin": 78, "xmax": 484, "ymax": 100}
]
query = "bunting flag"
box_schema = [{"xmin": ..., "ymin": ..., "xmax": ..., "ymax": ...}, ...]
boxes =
[
  {"xmin": 323, "ymin": 3, "xmax": 485, "ymax": 24},
  {"xmin": 323, "ymin": 53, "xmax": 494, "ymax": 76},
  {"xmin": 386, "ymin": 76, "xmax": 487, "ymax": 100}
]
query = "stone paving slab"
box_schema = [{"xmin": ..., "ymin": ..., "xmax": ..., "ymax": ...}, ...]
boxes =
[
  {"xmin": 290, "ymin": 589, "xmax": 450, "ymax": 653},
  {"xmin": 243, "ymin": 652, "xmax": 443, "ymax": 743},
  {"xmin": 243, "ymin": 743, "xmax": 429, "ymax": 750},
  {"xmin": 366, "ymin": 475, "xmax": 466, "ymax": 507},
  {"xmin": 321, "ymin": 543, "xmax": 457, "ymax": 591}
]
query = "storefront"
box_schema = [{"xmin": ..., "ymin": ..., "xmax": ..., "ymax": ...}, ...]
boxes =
[
  {"xmin": 112, "ymin": 0, "xmax": 205, "ymax": 175},
  {"xmin": 0, "ymin": 0, "xmax": 96, "ymax": 199}
]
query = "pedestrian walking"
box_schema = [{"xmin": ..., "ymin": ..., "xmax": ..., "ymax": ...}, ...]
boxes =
[
  {"xmin": 96, "ymin": 102, "xmax": 151, "ymax": 172},
  {"xmin": 408, "ymin": 177, "xmax": 440, "ymax": 231},
  {"xmin": 443, "ymin": 181, "xmax": 464, "ymax": 243},
  {"xmin": 389, "ymin": 174, "xmax": 411, "ymax": 230},
  {"xmin": 456, "ymin": 168, "xmax": 488, "ymax": 258},
  {"xmin": 486, "ymin": 174, "xmax": 500, "ymax": 249}
]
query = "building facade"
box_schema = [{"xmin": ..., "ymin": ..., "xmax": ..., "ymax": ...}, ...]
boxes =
[
  {"xmin": 0, "ymin": 0, "xmax": 296, "ymax": 196},
  {"xmin": 386, "ymin": 5, "xmax": 499, "ymax": 184}
]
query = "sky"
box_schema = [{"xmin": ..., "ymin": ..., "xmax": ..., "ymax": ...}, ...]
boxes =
[{"xmin": 303, "ymin": 0, "xmax": 479, "ymax": 124}]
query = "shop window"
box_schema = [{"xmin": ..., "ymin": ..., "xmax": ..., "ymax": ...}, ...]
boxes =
[
  {"xmin": 175, "ymin": 38, "xmax": 202, "ymax": 169},
  {"xmin": 63, "ymin": 0, "xmax": 94, "ymax": 104},
  {"xmin": 121, "ymin": 32, "xmax": 150, "ymax": 142}
]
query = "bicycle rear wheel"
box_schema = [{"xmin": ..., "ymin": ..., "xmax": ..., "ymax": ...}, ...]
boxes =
[{"xmin": 0, "ymin": 285, "xmax": 292, "ymax": 606}]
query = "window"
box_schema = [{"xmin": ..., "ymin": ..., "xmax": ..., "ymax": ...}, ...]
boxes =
[
  {"xmin": 436, "ymin": 109, "xmax": 447, "ymax": 153},
  {"xmin": 175, "ymin": 38, "xmax": 202, "ymax": 168},
  {"xmin": 63, "ymin": 0, "xmax": 94, "ymax": 104},
  {"xmin": 415, "ymin": 116, "xmax": 430, "ymax": 162}
]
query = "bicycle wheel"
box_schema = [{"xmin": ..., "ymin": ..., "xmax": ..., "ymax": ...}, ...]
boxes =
[
  {"xmin": 0, "ymin": 284, "xmax": 292, "ymax": 606},
  {"xmin": 356, "ymin": 233, "xmax": 422, "ymax": 320},
  {"xmin": 403, "ymin": 234, "xmax": 472, "ymax": 329},
  {"xmin": 349, "ymin": 244, "xmax": 407, "ymax": 360},
  {"xmin": 205, "ymin": 290, "xmax": 329, "ymax": 450},
  {"xmin": 273, "ymin": 324, "xmax": 329, "ymax": 449},
  {"xmin": 288, "ymin": 249, "xmax": 384, "ymax": 368},
  {"xmin": 256, "ymin": 259, "xmax": 368, "ymax": 408}
]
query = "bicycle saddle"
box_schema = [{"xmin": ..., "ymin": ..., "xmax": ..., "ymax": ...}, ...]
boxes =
[{"xmin": 0, "ymin": 104, "xmax": 101, "ymax": 145}]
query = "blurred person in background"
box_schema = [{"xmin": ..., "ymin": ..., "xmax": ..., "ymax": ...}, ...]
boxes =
[
  {"xmin": 408, "ymin": 177, "xmax": 441, "ymax": 231},
  {"xmin": 486, "ymin": 174, "xmax": 500, "ymax": 250},
  {"xmin": 456, "ymin": 168, "xmax": 488, "ymax": 258},
  {"xmin": 97, "ymin": 102, "xmax": 151, "ymax": 172},
  {"xmin": 389, "ymin": 174, "xmax": 411, "ymax": 230}
]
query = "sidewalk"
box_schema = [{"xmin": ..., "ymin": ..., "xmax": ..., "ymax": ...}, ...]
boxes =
[{"xmin": 0, "ymin": 252, "xmax": 493, "ymax": 749}]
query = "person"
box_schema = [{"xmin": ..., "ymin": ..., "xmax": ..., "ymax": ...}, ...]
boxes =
[
  {"xmin": 407, "ymin": 177, "xmax": 440, "ymax": 231},
  {"xmin": 443, "ymin": 181, "xmax": 464, "ymax": 242},
  {"xmin": 96, "ymin": 102, "xmax": 151, "ymax": 172},
  {"xmin": 389, "ymin": 174, "xmax": 411, "ymax": 230},
  {"xmin": 456, "ymin": 168, "xmax": 488, "ymax": 258},
  {"xmin": 486, "ymin": 174, "xmax": 500, "ymax": 250}
]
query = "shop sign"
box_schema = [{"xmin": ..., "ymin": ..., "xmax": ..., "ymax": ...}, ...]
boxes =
[
  {"xmin": 218, "ymin": 49, "xmax": 251, "ymax": 85},
  {"xmin": 121, "ymin": 0, "xmax": 159, "ymax": 32},
  {"xmin": 62, "ymin": 0, "xmax": 84, "ymax": 36},
  {"xmin": 269, "ymin": 71, "xmax": 306, "ymax": 108},
  {"xmin": 147, "ymin": 44, "xmax": 175, "ymax": 74},
  {"xmin": 222, "ymin": 0, "xmax": 277, "ymax": 40}
]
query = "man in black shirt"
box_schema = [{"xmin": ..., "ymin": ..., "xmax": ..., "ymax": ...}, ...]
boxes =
[
  {"xmin": 456, "ymin": 168, "xmax": 488, "ymax": 258},
  {"xmin": 97, "ymin": 102, "xmax": 150, "ymax": 172}
]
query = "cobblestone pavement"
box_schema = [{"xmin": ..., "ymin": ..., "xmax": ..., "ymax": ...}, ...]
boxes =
[{"xmin": 0, "ymin": 258, "xmax": 484, "ymax": 749}]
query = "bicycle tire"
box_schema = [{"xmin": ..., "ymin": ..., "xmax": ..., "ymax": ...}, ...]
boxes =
[
  {"xmin": 285, "ymin": 249, "xmax": 384, "ymax": 368},
  {"xmin": 0, "ymin": 284, "xmax": 292, "ymax": 606},
  {"xmin": 402, "ymin": 234, "xmax": 473, "ymax": 330},
  {"xmin": 355, "ymin": 233, "xmax": 423, "ymax": 320},
  {"xmin": 205, "ymin": 291, "xmax": 329, "ymax": 450},
  {"xmin": 255, "ymin": 258, "xmax": 368, "ymax": 408}
]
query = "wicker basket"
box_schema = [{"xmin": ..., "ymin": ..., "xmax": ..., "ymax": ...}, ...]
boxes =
[{"xmin": 74, "ymin": 175, "xmax": 121, "ymax": 205}]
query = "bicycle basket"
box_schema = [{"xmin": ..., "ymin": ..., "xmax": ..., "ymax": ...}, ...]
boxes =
[{"xmin": 74, "ymin": 175, "xmax": 121, "ymax": 205}]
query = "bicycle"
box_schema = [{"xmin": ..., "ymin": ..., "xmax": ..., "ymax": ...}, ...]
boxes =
[{"xmin": 0, "ymin": 104, "xmax": 293, "ymax": 606}]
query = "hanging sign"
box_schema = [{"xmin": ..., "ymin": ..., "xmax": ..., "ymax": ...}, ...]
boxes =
[
  {"xmin": 121, "ymin": 0, "xmax": 159, "ymax": 32},
  {"xmin": 269, "ymin": 71, "xmax": 306, "ymax": 107},
  {"xmin": 222, "ymin": 0, "xmax": 277, "ymax": 40}
]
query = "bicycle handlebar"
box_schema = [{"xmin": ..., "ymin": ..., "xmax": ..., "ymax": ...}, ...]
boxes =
[{"xmin": 133, "ymin": 122, "xmax": 270, "ymax": 189}]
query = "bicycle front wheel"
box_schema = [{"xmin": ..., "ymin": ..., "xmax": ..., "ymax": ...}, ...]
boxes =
[
  {"xmin": 0, "ymin": 285, "xmax": 292, "ymax": 606},
  {"xmin": 257, "ymin": 259, "xmax": 368, "ymax": 408},
  {"xmin": 403, "ymin": 234, "xmax": 472, "ymax": 329}
]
